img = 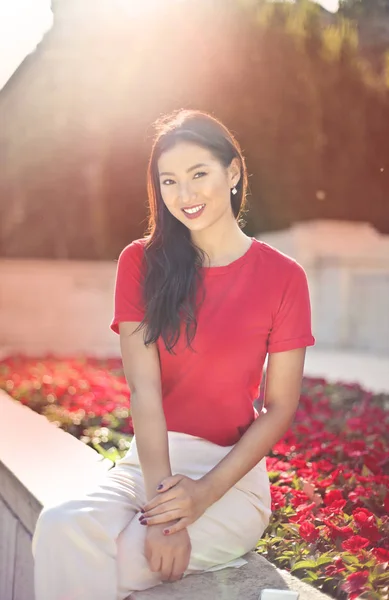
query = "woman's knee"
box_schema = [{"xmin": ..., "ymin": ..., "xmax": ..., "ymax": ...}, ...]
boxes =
[
  {"xmin": 33, "ymin": 499, "xmax": 93, "ymax": 556},
  {"xmin": 36, "ymin": 501, "xmax": 74, "ymax": 532}
]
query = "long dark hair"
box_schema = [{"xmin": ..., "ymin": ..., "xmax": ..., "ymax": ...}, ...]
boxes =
[{"xmin": 140, "ymin": 109, "xmax": 248, "ymax": 353}]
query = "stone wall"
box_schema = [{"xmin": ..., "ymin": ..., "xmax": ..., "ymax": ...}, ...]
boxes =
[
  {"xmin": 261, "ymin": 220, "xmax": 389, "ymax": 355},
  {"xmin": 0, "ymin": 257, "xmax": 118, "ymax": 357},
  {"xmin": 1, "ymin": 220, "xmax": 388, "ymax": 357}
]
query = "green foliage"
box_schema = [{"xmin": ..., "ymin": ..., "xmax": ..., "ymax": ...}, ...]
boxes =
[
  {"xmin": 384, "ymin": 50, "xmax": 389, "ymax": 86},
  {"xmin": 321, "ymin": 20, "xmax": 358, "ymax": 61},
  {"xmin": 1, "ymin": 0, "xmax": 389, "ymax": 257},
  {"xmin": 339, "ymin": 0, "xmax": 389, "ymax": 18}
]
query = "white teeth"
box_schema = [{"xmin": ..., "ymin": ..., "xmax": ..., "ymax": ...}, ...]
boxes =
[{"xmin": 183, "ymin": 204, "xmax": 205, "ymax": 215}]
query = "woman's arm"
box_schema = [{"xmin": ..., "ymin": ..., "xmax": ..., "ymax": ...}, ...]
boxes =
[
  {"xmin": 119, "ymin": 321, "xmax": 192, "ymax": 581},
  {"xmin": 141, "ymin": 347, "xmax": 307, "ymax": 532},
  {"xmin": 201, "ymin": 347, "xmax": 306, "ymax": 504},
  {"xmin": 119, "ymin": 321, "xmax": 172, "ymax": 501}
]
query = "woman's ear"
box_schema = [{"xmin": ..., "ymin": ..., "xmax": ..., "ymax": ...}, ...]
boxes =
[{"xmin": 228, "ymin": 158, "xmax": 241, "ymax": 189}]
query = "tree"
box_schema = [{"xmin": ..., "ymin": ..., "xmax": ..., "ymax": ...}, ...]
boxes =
[{"xmin": 339, "ymin": 0, "xmax": 389, "ymax": 18}]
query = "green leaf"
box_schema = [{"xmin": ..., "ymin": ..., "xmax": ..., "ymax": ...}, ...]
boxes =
[
  {"xmin": 372, "ymin": 573, "xmax": 389, "ymax": 585},
  {"xmin": 291, "ymin": 560, "xmax": 318, "ymax": 571},
  {"xmin": 342, "ymin": 553, "xmax": 361, "ymax": 565},
  {"xmin": 316, "ymin": 556, "xmax": 335, "ymax": 567},
  {"xmin": 363, "ymin": 559, "xmax": 378, "ymax": 569},
  {"xmin": 281, "ymin": 523, "xmax": 300, "ymax": 534},
  {"xmin": 283, "ymin": 505, "xmax": 296, "ymax": 515},
  {"xmin": 361, "ymin": 464, "xmax": 374, "ymax": 477},
  {"xmin": 269, "ymin": 537, "xmax": 284, "ymax": 544},
  {"xmin": 92, "ymin": 442, "xmax": 121, "ymax": 463},
  {"xmin": 306, "ymin": 570, "xmax": 319, "ymax": 580}
]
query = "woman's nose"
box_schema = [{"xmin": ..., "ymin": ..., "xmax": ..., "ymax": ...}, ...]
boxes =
[{"xmin": 178, "ymin": 183, "xmax": 196, "ymax": 205}]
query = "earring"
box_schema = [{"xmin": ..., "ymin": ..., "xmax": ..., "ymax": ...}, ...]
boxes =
[{"xmin": 231, "ymin": 187, "xmax": 237, "ymax": 195}]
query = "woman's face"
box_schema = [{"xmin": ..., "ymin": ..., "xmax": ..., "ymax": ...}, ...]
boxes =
[{"xmin": 157, "ymin": 142, "xmax": 240, "ymax": 232}]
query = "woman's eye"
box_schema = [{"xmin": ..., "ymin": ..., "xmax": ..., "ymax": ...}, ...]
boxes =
[
  {"xmin": 162, "ymin": 179, "xmax": 175, "ymax": 186},
  {"xmin": 194, "ymin": 171, "xmax": 207, "ymax": 179}
]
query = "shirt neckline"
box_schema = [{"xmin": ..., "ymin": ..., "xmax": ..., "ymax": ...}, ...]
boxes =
[{"xmin": 200, "ymin": 237, "xmax": 258, "ymax": 276}]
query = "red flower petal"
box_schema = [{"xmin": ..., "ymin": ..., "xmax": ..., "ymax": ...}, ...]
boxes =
[{"xmin": 342, "ymin": 536, "xmax": 370, "ymax": 552}]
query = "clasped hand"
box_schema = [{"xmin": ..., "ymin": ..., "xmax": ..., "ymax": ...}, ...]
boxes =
[{"xmin": 140, "ymin": 475, "xmax": 212, "ymax": 535}]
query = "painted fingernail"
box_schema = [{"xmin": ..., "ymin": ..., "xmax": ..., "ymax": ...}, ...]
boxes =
[
  {"xmin": 140, "ymin": 520, "xmax": 147, "ymax": 526},
  {"xmin": 157, "ymin": 484, "xmax": 163, "ymax": 490},
  {"xmin": 163, "ymin": 529, "xmax": 170, "ymax": 535},
  {"xmin": 140, "ymin": 508, "xmax": 145, "ymax": 513}
]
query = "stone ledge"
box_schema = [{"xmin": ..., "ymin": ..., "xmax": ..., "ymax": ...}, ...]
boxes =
[
  {"xmin": 131, "ymin": 552, "xmax": 332, "ymax": 600},
  {"xmin": 0, "ymin": 389, "xmax": 114, "ymax": 600},
  {"xmin": 0, "ymin": 390, "xmax": 332, "ymax": 600},
  {"xmin": 0, "ymin": 390, "xmax": 113, "ymax": 518}
]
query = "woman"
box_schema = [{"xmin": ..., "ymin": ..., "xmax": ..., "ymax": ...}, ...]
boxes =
[{"xmin": 33, "ymin": 109, "xmax": 315, "ymax": 599}]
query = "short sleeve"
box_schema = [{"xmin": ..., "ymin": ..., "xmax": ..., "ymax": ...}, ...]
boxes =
[
  {"xmin": 267, "ymin": 262, "xmax": 315, "ymax": 353},
  {"xmin": 110, "ymin": 241, "xmax": 146, "ymax": 334}
]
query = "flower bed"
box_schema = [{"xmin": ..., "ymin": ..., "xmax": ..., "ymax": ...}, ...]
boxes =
[{"xmin": 1, "ymin": 355, "xmax": 388, "ymax": 600}]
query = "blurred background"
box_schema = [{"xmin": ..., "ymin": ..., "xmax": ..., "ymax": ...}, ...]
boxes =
[
  {"xmin": 1, "ymin": 0, "xmax": 389, "ymax": 369},
  {"xmin": 2, "ymin": 6, "xmax": 389, "ymax": 598},
  {"xmin": 1, "ymin": 0, "xmax": 389, "ymax": 258}
]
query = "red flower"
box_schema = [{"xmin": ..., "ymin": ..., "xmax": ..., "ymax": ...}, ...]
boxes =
[
  {"xmin": 291, "ymin": 490, "xmax": 310, "ymax": 508},
  {"xmin": 372, "ymin": 548, "xmax": 389, "ymax": 563},
  {"xmin": 289, "ymin": 501, "xmax": 316, "ymax": 523},
  {"xmin": 272, "ymin": 441, "xmax": 292, "ymax": 456},
  {"xmin": 325, "ymin": 564, "xmax": 345, "ymax": 577},
  {"xmin": 352, "ymin": 507, "xmax": 374, "ymax": 524},
  {"xmin": 342, "ymin": 535, "xmax": 370, "ymax": 552},
  {"xmin": 267, "ymin": 458, "xmax": 291, "ymax": 472},
  {"xmin": 348, "ymin": 486, "xmax": 369, "ymax": 504},
  {"xmin": 334, "ymin": 557, "xmax": 345, "ymax": 569},
  {"xmin": 384, "ymin": 494, "xmax": 389, "ymax": 513},
  {"xmin": 277, "ymin": 485, "xmax": 292, "ymax": 494},
  {"xmin": 322, "ymin": 499, "xmax": 347, "ymax": 514},
  {"xmin": 360, "ymin": 522, "xmax": 381, "ymax": 542},
  {"xmin": 322, "ymin": 517, "xmax": 354, "ymax": 540},
  {"xmin": 364, "ymin": 455, "xmax": 382, "ymax": 475},
  {"xmin": 324, "ymin": 489, "xmax": 344, "ymax": 506},
  {"xmin": 316, "ymin": 459, "xmax": 334, "ymax": 472},
  {"xmin": 271, "ymin": 488, "xmax": 286, "ymax": 510},
  {"xmin": 341, "ymin": 570, "xmax": 369, "ymax": 600},
  {"xmin": 316, "ymin": 477, "xmax": 335, "ymax": 488},
  {"xmin": 353, "ymin": 508, "xmax": 381, "ymax": 542},
  {"xmin": 299, "ymin": 521, "xmax": 319, "ymax": 543}
]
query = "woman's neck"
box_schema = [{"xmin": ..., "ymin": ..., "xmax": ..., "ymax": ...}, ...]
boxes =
[{"xmin": 191, "ymin": 221, "xmax": 252, "ymax": 268}]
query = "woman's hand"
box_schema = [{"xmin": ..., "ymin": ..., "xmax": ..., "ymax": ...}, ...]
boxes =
[
  {"xmin": 140, "ymin": 475, "xmax": 214, "ymax": 534},
  {"xmin": 145, "ymin": 523, "xmax": 191, "ymax": 582}
]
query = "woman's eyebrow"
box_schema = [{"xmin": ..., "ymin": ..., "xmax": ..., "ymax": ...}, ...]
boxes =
[{"xmin": 159, "ymin": 163, "xmax": 209, "ymax": 177}]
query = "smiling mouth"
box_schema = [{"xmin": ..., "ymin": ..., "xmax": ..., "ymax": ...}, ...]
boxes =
[{"xmin": 182, "ymin": 204, "xmax": 205, "ymax": 215}]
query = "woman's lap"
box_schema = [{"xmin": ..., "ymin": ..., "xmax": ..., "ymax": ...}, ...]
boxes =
[
  {"xmin": 33, "ymin": 434, "xmax": 271, "ymax": 599},
  {"xmin": 116, "ymin": 466, "xmax": 269, "ymax": 597},
  {"xmin": 43, "ymin": 458, "xmax": 268, "ymax": 562}
]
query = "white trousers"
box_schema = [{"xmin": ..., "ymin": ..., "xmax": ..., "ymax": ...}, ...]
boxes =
[{"xmin": 32, "ymin": 431, "xmax": 272, "ymax": 600}]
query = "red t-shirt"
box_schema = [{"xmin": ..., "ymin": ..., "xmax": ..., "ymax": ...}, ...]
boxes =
[{"xmin": 111, "ymin": 237, "xmax": 315, "ymax": 446}]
